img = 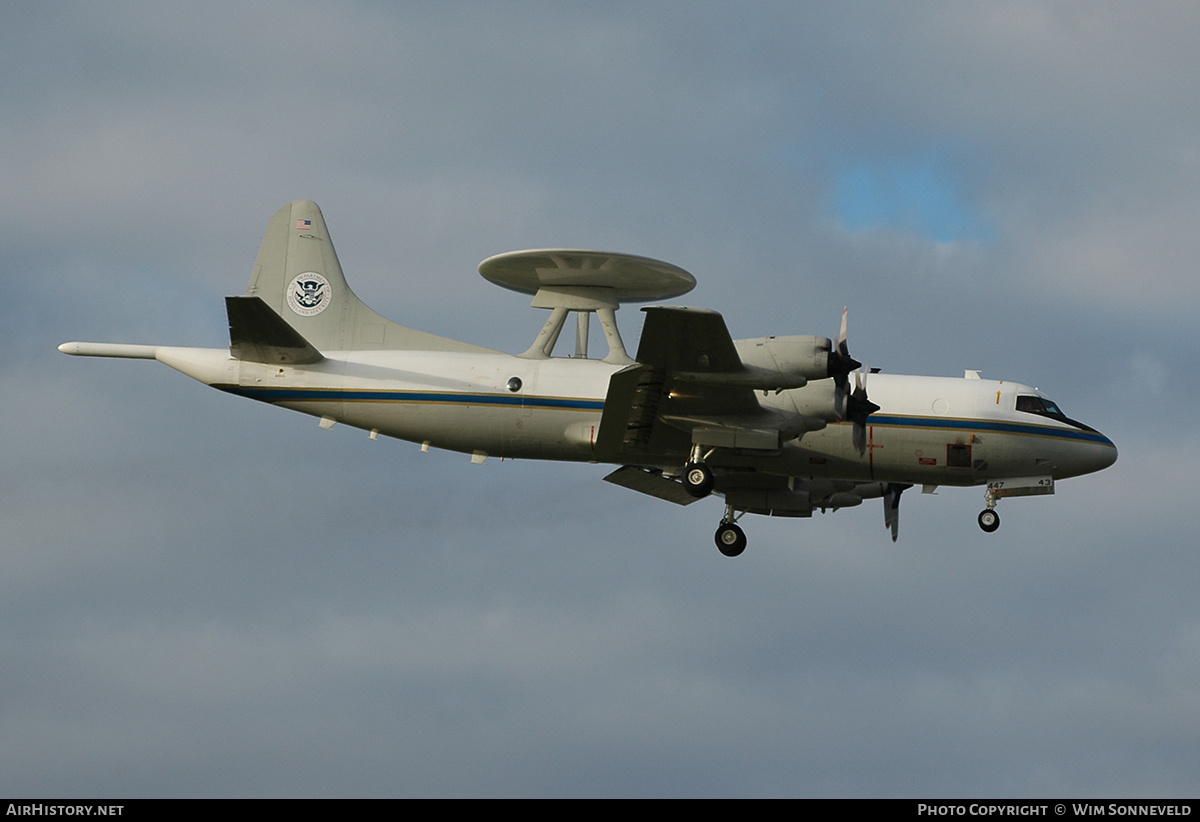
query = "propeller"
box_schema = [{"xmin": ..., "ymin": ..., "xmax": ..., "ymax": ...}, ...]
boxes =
[
  {"xmin": 883, "ymin": 483, "xmax": 911, "ymax": 542},
  {"xmin": 848, "ymin": 366, "xmax": 881, "ymax": 455},
  {"xmin": 829, "ymin": 308, "xmax": 860, "ymax": 421},
  {"xmin": 828, "ymin": 308, "xmax": 879, "ymax": 455}
]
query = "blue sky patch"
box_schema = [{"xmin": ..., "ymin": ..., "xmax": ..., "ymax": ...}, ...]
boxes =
[{"xmin": 834, "ymin": 156, "xmax": 990, "ymax": 242}]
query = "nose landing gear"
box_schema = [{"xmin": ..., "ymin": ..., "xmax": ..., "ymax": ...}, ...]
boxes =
[
  {"xmin": 976, "ymin": 476, "xmax": 1054, "ymax": 533},
  {"xmin": 977, "ymin": 508, "xmax": 1000, "ymax": 533},
  {"xmin": 978, "ymin": 487, "xmax": 1000, "ymax": 533}
]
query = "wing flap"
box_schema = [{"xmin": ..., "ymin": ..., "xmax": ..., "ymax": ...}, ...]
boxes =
[
  {"xmin": 603, "ymin": 465, "xmax": 700, "ymax": 506},
  {"xmin": 594, "ymin": 364, "xmax": 690, "ymax": 461}
]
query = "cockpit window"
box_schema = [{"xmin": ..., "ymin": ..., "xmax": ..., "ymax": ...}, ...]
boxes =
[
  {"xmin": 1016, "ymin": 395, "xmax": 1063, "ymax": 416},
  {"xmin": 1015, "ymin": 395, "xmax": 1094, "ymax": 431},
  {"xmin": 1015, "ymin": 395, "xmax": 1043, "ymax": 414}
]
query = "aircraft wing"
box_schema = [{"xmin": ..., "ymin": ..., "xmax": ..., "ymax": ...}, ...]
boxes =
[
  {"xmin": 632, "ymin": 306, "xmax": 745, "ymax": 385},
  {"xmin": 594, "ymin": 306, "xmax": 795, "ymax": 464}
]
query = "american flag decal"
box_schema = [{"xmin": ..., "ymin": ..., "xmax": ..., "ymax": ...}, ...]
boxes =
[{"xmin": 296, "ymin": 219, "xmax": 312, "ymax": 230}]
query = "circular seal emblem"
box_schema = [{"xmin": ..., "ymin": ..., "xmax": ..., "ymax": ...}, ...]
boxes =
[{"xmin": 287, "ymin": 272, "xmax": 332, "ymax": 316}]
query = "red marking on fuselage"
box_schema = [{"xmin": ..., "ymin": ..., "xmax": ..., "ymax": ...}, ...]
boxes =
[{"xmin": 865, "ymin": 425, "xmax": 884, "ymax": 479}]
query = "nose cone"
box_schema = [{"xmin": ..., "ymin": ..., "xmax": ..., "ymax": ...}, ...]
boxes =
[
  {"xmin": 1085, "ymin": 430, "xmax": 1118, "ymax": 474},
  {"xmin": 1055, "ymin": 424, "xmax": 1117, "ymax": 479}
]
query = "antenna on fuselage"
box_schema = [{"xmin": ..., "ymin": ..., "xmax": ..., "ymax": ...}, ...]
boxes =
[{"xmin": 478, "ymin": 249, "xmax": 696, "ymax": 364}]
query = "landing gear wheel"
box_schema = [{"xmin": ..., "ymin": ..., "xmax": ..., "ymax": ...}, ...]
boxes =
[
  {"xmin": 978, "ymin": 509, "xmax": 1000, "ymax": 533},
  {"xmin": 682, "ymin": 462, "xmax": 715, "ymax": 498},
  {"xmin": 714, "ymin": 521, "xmax": 747, "ymax": 557}
]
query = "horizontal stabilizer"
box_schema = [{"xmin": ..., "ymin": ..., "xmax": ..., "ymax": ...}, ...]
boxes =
[
  {"xmin": 226, "ymin": 296, "xmax": 324, "ymax": 364},
  {"xmin": 603, "ymin": 465, "xmax": 700, "ymax": 506}
]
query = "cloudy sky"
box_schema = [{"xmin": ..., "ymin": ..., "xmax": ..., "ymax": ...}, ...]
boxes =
[{"xmin": 3, "ymin": 2, "xmax": 1198, "ymax": 798}]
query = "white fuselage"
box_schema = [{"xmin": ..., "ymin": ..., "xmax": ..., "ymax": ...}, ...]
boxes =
[{"xmin": 152, "ymin": 344, "xmax": 1117, "ymax": 487}]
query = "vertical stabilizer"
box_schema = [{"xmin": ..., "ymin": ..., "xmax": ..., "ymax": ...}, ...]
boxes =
[{"xmin": 245, "ymin": 201, "xmax": 493, "ymax": 353}]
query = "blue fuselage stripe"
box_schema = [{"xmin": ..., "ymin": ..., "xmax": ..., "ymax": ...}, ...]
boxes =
[
  {"xmin": 219, "ymin": 385, "xmax": 606, "ymax": 411},
  {"xmin": 867, "ymin": 414, "xmax": 1114, "ymax": 445},
  {"xmin": 217, "ymin": 387, "xmax": 1112, "ymax": 445}
]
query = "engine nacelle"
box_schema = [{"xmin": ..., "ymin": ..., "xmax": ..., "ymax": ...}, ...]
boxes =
[
  {"xmin": 734, "ymin": 336, "xmax": 832, "ymax": 382},
  {"xmin": 733, "ymin": 335, "xmax": 861, "ymax": 428},
  {"xmin": 783, "ymin": 377, "xmax": 839, "ymax": 426}
]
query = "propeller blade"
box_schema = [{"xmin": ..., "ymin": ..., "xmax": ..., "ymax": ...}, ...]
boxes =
[
  {"xmin": 853, "ymin": 418, "xmax": 867, "ymax": 456},
  {"xmin": 883, "ymin": 483, "xmax": 911, "ymax": 542},
  {"xmin": 847, "ymin": 365, "xmax": 880, "ymax": 455},
  {"xmin": 829, "ymin": 308, "xmax": 861, "ymax": 421},
  {"xmin": 829, "ymin": 309, "xmax": 878, "ymax": 450},
  {"xmin": 837, "ymin": 307, "xmax": 849, "ymax": 358}
]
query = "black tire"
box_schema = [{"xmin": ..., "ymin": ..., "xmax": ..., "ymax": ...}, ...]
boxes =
[
  {"xmin": 978, "ymin": 509, "xmax": 1000, "ymax": 533},
  {"xmin": 682, "ymin": 462, "xmax": 715, "ymax": 498},
  {"xmin": 714, "ymin": 521, "xmax": 747, "ymax": 557}
]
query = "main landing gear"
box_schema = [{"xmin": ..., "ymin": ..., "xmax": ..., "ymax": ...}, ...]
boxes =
[
  {"xmin": 683, "ymin": 461, "xmax": 714, "ymax": 498},
  {"xmin": 678, "ymin": 449, "xmax": 747, "ymax": 557},
  {"xmin": 682, "ymin": 445, "xmax": 716, "ymax": 499},
  {"xmin": 714, "ymin": 504, "xmax": 747, "ymax": 557},
  {"xmin": 978, "ymin": 487, "xmax": 1000, "ymax": 533}
]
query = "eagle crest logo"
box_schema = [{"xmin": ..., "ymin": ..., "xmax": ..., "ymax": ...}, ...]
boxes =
[{"xmin": 286, "ymin": 272, "xmax": 331, "ymax": 317}]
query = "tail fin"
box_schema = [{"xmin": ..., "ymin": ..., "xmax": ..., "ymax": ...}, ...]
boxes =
[{"xmin": 244, "ymin": 201, "xmax": 493, "ymax": 354}]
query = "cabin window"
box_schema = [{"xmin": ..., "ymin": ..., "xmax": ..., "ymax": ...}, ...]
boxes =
[
  {"xmin": 947, "ymin": 444, "xmax": 972, "ymax": 468},
  {"xmin": 507, "ymin": 377, "xmax": 522, "ymax": 392}
]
